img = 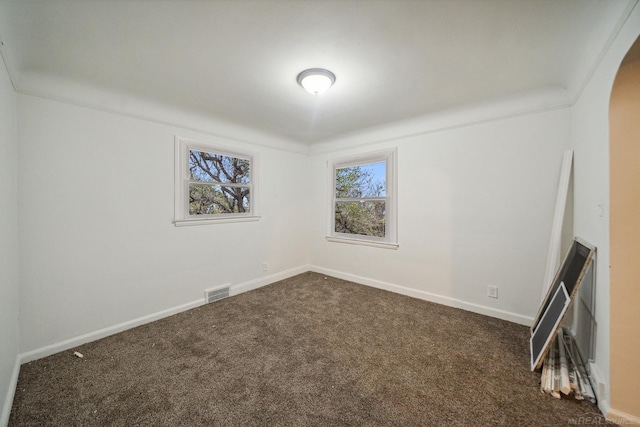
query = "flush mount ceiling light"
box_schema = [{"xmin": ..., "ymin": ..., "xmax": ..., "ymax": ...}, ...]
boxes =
[{"xmin": 297, "ymin": 68, "xmax": 336, "ymax": 95}]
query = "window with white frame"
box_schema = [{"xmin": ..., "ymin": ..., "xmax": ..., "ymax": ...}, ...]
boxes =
[
  {"xmin": 328, "ymin": 148, "xmax": 397, "ymax": 247},
  {"xmin": 174, "ymin": 137, "xmax": 259, "ymax": 225}
]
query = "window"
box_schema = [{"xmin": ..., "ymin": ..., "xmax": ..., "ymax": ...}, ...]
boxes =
[
  {"xmin": 328, "ymin": 148, "xmax": 398, "ymax": 248},
  {"xmin": 174, "ymin": 137, "xmax": 259, "ymax": 226}
]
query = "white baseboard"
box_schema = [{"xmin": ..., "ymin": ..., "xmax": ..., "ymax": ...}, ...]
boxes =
[
  {"xmin": 589, "ymin": 361, "xmax": 609, "ymax": 414},
  {"xmin": 20, "ymin": 265, "xmax": 309, "ymax": 364},
  {"xmin": 309, "ymin": 265, "xmax": 533, "ymax": 326},
  {"xmin": 20, "ymin": 298, "xmax": 206, "ymax": 364},
  {"xmin": 16, "ymin": 263, "xmax": 531, "ymax": 372},
  {"xmin": 230, "ymin": 265, "xmax": 309, "ymax": 296},
  {"xmin": 607, "ymin": 408, "xmax": 640, "ymax": 425},
  {"xmin": 1, "ymin": 356, "xmax": 20, "ymax": 427}
]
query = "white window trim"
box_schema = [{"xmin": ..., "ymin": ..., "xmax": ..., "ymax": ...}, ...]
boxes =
[
  {"xmin": 173, "ymin": 136, "xmax": 260, "ymax": 226},
  {"xmin": 327, "ymin": 148, "xmax": 398, "ymax": 248}
]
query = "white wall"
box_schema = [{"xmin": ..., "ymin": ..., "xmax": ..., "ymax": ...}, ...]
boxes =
[
  {"xmin": 309, "ymin": 105, "xmax": 572, "ymax": 325},
  {"xmin": 0, "ymin": 54, "xmax": 19, "ymax": 425},
  {"xmin": 7, "ymin": 7, "xmax": 639, "ymax": 420},
  {"xmin": 17, "ymin": 94, "xmax": 310, "ymax": 355},
  {"xmin": 571, "ymin": 2, "xmax": 640, "ymax": 416}
]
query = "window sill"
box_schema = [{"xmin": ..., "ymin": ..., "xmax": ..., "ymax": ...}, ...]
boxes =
[
  {"xmin": 173, "ymin": 216, "xmax": 261, "ymax": 227},
  {"xmin": 326, "ymin": 236, "xmax": 399, "ymax": 250}
]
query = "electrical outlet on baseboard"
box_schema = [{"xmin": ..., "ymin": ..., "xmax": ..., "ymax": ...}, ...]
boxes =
[{"xmin": 487, "ymin": 285, "xmax": 499, "ymax": 299}]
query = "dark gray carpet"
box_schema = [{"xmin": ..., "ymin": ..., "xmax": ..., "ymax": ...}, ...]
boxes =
[{"xmin": 10, "ymin": 272, "xmax": 608, "ymax": 426}]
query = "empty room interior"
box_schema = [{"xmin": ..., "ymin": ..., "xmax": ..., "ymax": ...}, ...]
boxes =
[{"xmin": 1, "ymin": 1, "xmax": 640, "ymax": 425}]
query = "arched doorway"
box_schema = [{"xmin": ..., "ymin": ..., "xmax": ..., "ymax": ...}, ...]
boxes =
[{"xmin": 608, "ymin": 35, "xmax": 640, "ymax": 421}]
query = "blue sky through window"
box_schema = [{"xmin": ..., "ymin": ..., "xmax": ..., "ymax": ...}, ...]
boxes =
[{"xmin": 361, "ymin": 161, "xmax": 386, "ymax": 196}]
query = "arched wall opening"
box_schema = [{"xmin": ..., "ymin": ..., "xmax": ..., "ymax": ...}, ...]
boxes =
[
  {"xmin": 609, "ymin": 34, "xmax": 640, "ymax": 420},
  {"xmin": 570, "ymin": 3, "xmax": 640, "ymax": 421}
]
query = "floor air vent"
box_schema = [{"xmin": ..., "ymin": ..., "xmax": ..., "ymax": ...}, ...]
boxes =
[{"xmin": 205, "ymin": 285, "xmax": 230, "ymax": 304}]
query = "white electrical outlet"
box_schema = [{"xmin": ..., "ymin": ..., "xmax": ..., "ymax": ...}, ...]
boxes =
[
  {"xmin": 487, "ymin": 286, "xmax": 499, "ymax": 299},
  {"xmin": 262, "ymin": 262, "xmax": 268, "ymax": 272}
]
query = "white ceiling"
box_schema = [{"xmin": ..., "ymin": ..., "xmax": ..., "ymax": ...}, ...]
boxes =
[{"xmin": 0, "ymin": 0, "xmax": 633, "ymax": 145}]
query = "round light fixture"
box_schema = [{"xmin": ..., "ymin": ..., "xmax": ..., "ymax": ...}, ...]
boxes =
[{"xmin": 297, "ymin": 68, "xmax": 336, "ymax": 95}]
